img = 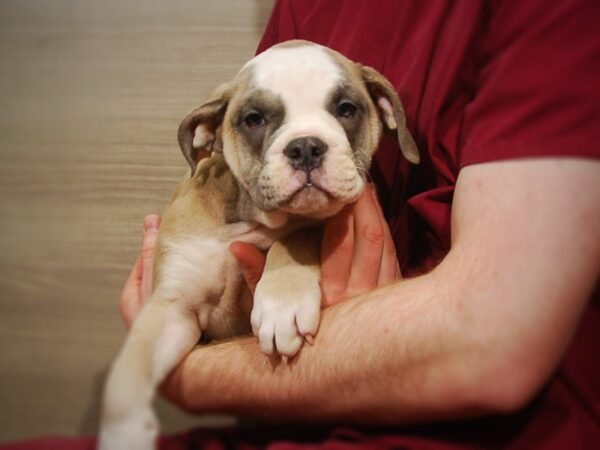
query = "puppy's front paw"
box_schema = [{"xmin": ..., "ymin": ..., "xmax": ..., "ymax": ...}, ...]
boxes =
[
  {"xmin": 251, "ymin": 273, "xmax": 320, "ymax": 358},
  {"xmin": 98, "ymin": 407, "xmax": 158, "ymax": 450}
]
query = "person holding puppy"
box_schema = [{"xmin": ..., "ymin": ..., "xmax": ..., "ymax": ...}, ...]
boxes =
[{"xmin": 119, "ymin": 0, "xmax": 600, "ymax": 449}]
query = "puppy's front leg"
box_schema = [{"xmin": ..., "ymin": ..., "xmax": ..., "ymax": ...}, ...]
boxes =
[
  {"xmin": 251, "ymin": 226, "xmax": 321, "ymax": 358},
  {"xmin": 99, "ymin": 296, "xmax": 200, "ymax": 450}
]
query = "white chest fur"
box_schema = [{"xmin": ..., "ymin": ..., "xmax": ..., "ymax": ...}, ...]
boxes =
[{"xmin": 154, "ymin": 222, "xmax": 280, "ymax": 336}]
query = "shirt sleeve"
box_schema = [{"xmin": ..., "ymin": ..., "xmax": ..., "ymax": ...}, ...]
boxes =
[{"xmin": 459, "ymin": 0, "xmax": 600, "ymax": 167}]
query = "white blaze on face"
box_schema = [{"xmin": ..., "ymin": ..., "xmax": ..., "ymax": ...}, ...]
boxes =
[
  {"xmin": 250, "ymin": 45, "xmax": 342, "ymax": 117},
  {"xmin": 247, "ymin": 45, "xmax": 365, "ymax": 213}
]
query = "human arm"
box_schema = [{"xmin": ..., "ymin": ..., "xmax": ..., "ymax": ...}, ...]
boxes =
[{"xmin": 157, "ymin": 158, "xmax": 600, "ymax": 424}]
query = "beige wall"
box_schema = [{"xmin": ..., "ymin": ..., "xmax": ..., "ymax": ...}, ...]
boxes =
[{"xmin": 0, "ymin": 0, "xmax": 273, "ymax": 442}]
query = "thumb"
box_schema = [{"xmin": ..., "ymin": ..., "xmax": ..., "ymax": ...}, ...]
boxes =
[{"xmin": 229, "ymin": 241, "xmax": 266, "ymax": 296}]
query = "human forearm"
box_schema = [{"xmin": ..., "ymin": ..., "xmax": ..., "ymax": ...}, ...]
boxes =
[
  {"xmin": 162, "ymin": 159, "xmax": 600, "ymax": 424},
  {"xmin": 162, "ymin": 273, "xmax": 492, "ymax": 424}
]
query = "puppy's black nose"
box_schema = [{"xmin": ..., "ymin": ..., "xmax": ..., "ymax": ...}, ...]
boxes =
[{"xmin": 283, "ymin": 137, "xmax": 328, "ymax": 173}]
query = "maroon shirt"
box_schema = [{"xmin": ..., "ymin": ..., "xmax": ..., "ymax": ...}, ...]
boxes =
[
  {"xmin": 4, "ymin": 1, "xmax": 598, "ymax": 449},
  {"xmin": 254, "ymin": 1, "xmax": 600, "ymax": 449}
]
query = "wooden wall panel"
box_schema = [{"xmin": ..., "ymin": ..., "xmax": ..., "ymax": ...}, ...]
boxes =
[{"xmin": 0, "ymin": 0, "xmax": 273, "ymax": 442}]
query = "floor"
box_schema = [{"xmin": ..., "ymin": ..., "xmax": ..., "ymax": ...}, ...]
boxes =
[{"xmin": 0, "ymin": 0, "xmax": 273, "ymax": 442}]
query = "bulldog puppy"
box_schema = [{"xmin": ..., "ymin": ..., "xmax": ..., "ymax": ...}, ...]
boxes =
[{"xmin": 98, "ymin": 40, "xmax": 419, "ymax": 450}]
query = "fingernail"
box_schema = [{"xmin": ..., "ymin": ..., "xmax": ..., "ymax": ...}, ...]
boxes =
[{"xmin": 144, "ymin": 215, "xmax": 159, "ymax": 233}]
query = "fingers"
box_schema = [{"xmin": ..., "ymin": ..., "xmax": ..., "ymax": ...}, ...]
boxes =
[
  {"xmin": 140, "ymin": 215, "xmax": 161, "ymax": 301},
  {"xmin": 372, "ymin": 187, "xmax": 401, "ymax": 285},
  {"xmin": 119, "ymin": 254, "xmax": 143, "ymax": 328},
  {"xmin": 118, "ymin": 214, "xmax": 161, "ymax": 329},
  {"xmin": 378, "ymin": 224, "xmax": 401, "ymax": 285},
  {"xmin": 229, "ymin": 241, "xmax": 266, "ymax": 295},
  {"xmin": 320, "ymin": 205, "xmax": 354, "ymax": 306},
  {"xmin": 320, "ymin": 183, "xmax": 401, "ymax": 305},
  {"xmin": 347, "ymin": 184, "xmax": 385, "ymax": 295}
]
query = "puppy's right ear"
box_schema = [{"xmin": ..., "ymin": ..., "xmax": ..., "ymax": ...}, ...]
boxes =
[
  {"xmin": 360, "ymin": 65, "xmax": 420, "ymax": 164},
  {"xmin": 177, "ymin": 82, "xmax": 232, "ymax": 175}
]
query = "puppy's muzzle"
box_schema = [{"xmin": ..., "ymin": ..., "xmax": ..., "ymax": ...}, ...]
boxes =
[{"xmin": 283, "ymin": 136, "xmax": 328, "ymax": 174}]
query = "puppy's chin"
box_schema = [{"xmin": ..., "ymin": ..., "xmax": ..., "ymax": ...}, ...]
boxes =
[
  {"xmin": 252, "ymin": 168, "xmax": 366, "ymax": 219},
  {"xmin": 284, "ymin": 185, "xmax": 330, "ymax": 211},
  {"xmin": 279, "ymin": 185, "xmax": 345, "ymax": 219}
]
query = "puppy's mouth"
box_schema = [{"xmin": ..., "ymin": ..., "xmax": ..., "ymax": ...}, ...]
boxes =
[
  {"xmin": 297, "ymin": 175, "xmax": 330, "ymax": 195},
  {"xmin": 295, "ymin": 182, "xmax": 330, "ymax": 199},
  {"xmin": 277, "ymin": 173, "xmax": 333, "ymax": 212},
  {"xmin": 257, "ymin": 164, "xmax": 362, "ymax": 217}
]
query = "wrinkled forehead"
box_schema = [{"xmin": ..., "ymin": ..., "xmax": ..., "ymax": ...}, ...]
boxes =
[{"xmin": 243, "ymin": 45, "xmax": 344, "ymax": 115}]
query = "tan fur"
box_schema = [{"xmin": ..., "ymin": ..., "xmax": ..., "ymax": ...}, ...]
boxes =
[
  {"xmin": 325, "ymin": 46, "xmax": 419, "ymax": 164},
  {"xmin": 153, "ymin": 156, "xmax": 237, "ymax": 284},
  {"xmin": 99, "ymin": 41, "xmax": 419, "ymax": 450}
]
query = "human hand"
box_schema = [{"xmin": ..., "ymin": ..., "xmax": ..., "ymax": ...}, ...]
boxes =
[
  {"xmin": 319, "ymin": 184, "xmax": 401, "ymax": 306},
  {"xmin": 230, "ymin": 184, "xmax": 401, "ymax": 307},
  {"xmin": 119, "ymin": 214, "xmax": 161, "ymax": 328}
]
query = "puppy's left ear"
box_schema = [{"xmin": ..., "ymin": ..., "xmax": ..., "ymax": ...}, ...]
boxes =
[
  {"xmin": 360, "ymin": 65, "xmax": 420, "ymax": 164},
  {"xmin": 177, "ymin": 82, "xmax": 232, "ymax": 175}
]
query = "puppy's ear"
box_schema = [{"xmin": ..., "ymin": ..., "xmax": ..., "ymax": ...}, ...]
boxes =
[
  {"xmin": 177, "ymin": 82, "xmax": 232, "ymax": 175},
  {"xmin": 360, "ymin": 65, "xmax": 419, "ymax": 164}
]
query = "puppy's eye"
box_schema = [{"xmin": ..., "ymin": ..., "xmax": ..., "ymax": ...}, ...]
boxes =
[
  {"xmin": 243, "ymin": 112, "xmax": 266, "ymax": 129},
  {"xmin": 336, "ymin": 101, "xmax": 358, "ymax": 119}
]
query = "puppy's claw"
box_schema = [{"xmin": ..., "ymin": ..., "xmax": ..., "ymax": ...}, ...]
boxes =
[
  {"xmin": 304, "ymin": 334, "xmax": 315, "ymax": 345},
  {"xmin": 281, "ymin": 355, "xmax": 289, "ymax": 365}
]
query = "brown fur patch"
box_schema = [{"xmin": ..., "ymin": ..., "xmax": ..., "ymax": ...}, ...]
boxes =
[{"xmin": 152, "ymin": 155, "xmax": 238, "ymax": 287}]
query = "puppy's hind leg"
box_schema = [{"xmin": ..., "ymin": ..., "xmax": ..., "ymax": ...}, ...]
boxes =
[{"xmin": 98, "ymin": 296, "xmax": 200, "ymax": 450}]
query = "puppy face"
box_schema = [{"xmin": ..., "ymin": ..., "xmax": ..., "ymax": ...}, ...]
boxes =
[{"xmin": 178, "ymin": 41, "xmax": 418, "ymax": 219}]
